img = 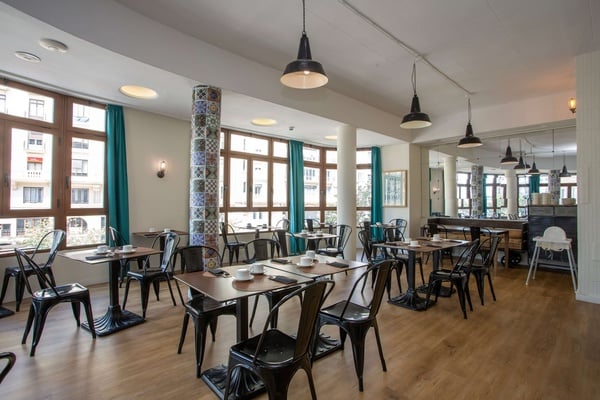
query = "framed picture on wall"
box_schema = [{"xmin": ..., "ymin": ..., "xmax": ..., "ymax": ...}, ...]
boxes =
[{"xmin": 383, "ymin": 170, "xmax": 407, "ymax": 207}]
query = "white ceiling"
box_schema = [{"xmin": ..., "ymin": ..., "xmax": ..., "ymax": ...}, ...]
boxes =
[{"xmin": 1, "ymin": 0, "xmax": 597, "ymax": 169}]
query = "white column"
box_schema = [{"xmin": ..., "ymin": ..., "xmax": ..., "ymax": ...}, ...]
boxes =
[
  {"xmin": 337, "ymin": 125, "xmax": 357, "ymax": 258},
  {"xmin": 505, "ymin": 169, "xmax": 518, "ymax": 217},
  {"xmin": 444, "ymin": 156, "xmax": 457, "ymax": 217}
]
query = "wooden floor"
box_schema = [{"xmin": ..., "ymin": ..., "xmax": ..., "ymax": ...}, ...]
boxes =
[{"xmin": 1, "ymin": 256, "xmax": 599, "ymax": 400}]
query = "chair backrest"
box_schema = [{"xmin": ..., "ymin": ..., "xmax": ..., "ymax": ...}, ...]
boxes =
[
  {"xmin": 272, "ymin": 230, "xmax": 290, "ymax": 257},
  {"xmin": 275, "ymin": 218, "xmax": 290, "ymax": 231},
  {"xmin": 389, "ymin": 218, "xmax": 407, "ymax": 239},
  {"xmin": 254, "ymin": 280, "xmax": 334, "ymax": 361},
  {"xmin": 108, "ymin": 226, "xmax": 128, "ymax": 247},
  {"xmin": 305, "ymin": 218, "xmax": 319, "ymax": 232},
  {"xmin": 358, "ymin": 229, "xmax": 373, "ymax": 259},
  {"xmin": 220, "ymin": 222, "xmax": 241, "ymax": 245},
  {"xmin": 244, "ymin": 238, "xmax": 281, "ymax": 263},
  {"xmin": 480, "ymin": 235, "xmax": 502, "ymax": 267},
  {"xmin": 14, "ymin": 248, "xmax": 60, "ymax": 297},
  {"xmin": 338, "ymin": 260, "xmax": 392, "ymax": 320},
  {"xmin": 155, "ymin": 232, "xmax": 180, "ymax": 272},
  {"xmin": 29, "ymin": 229, "xmax": 65, "ymax": 269},
  {"xmin": 336, "ymin": 224, "xmax": 352, "ymax": 251},
  {"xmin": 0, "ymin": 351, "xmax": 16, "ymax": 384},
  {"xmin": 176, "ymin": 245, "xmax": 222, "ymax": 273},
  {"xmin": 541, "ymin": 226, "xmax": 567, "ymax": 241},
  {"xmin": 451, "ymin": 239, "xmax": 480, "ymax": 275}
]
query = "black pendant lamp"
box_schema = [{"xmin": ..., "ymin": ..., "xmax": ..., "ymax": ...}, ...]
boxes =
[
  {"xmin": 281, "ymin": 0, "xmax": 328, "ymax": 89},
  {"xmin": 559, "ymin": 153, "xmax": 571, "ymax": 177},
  {"xmin": 457, "ymin": 98, "xmax": 483, "ymax": 148},
  {"xmin": 501, "ymin": 139, "xmax": 518, "ymax": 165},
  {"xmin": 514, "ymin": 153, "xmax": 527, "ymax": 170},
  {"xmin": 400, "ymin": 62, "xmax": 432, "ymax": 129},
  {"xmin": 528, "ymin": 158, "xmax": 540, "ymax": 175}
]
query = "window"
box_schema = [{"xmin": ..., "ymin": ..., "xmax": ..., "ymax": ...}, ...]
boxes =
[
  {"xmin": 23, "ymin": 187, "xmax": 43, "ymax": 203},
  {"xmin": 0, "ymin": 80, "xmax": 107, "ymax": 253}
]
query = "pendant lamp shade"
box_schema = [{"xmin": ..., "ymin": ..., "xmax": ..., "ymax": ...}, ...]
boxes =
[
  {"xmin": 559, "ymin": 154, "xmax": 571, "ymax": 177},
  {"xmin": 457, "ymin": 98, "xmax": 482, "ymax": 148},
  {"xmin": 528, "ymin": 161, "xmax": 540, "ymax": 175},
  {"xmin": 281, "ymin": 0, "xmax": 327, "ymax": 89},
  {"xmin": 400, "ymin": 63, "xmax": 431, "ymax": 129},
  {"xmin": 501, "ymin": 139, "xmax": 518, "ymax": 165},
  {"xmin": 514, "ymin": 154, "xmax": 527, "ymax": 170}
]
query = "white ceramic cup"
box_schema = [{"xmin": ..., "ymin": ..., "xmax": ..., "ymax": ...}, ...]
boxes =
[
  {"xmin": 122, "ymin": 244, "xmax": 133, "ymax": 252},
  {"xmin": 163, "ymin": 228, "xmax": 171, "ymax": 233},
  {"xmin": 300, "ymin": 256, "xmax": 313, "ymax": 266},
  {"xmin": 433, "ymin": 234, "xmax": 441, "ymax": 241},
  {"xmin": 97, "ymin": 245, "xmax": 108, "ymax": 253},
  {"xmin": 236, "ymin": 268, "xmax": 251, "ymax": 280},
  {"xmin": 410, "ymin": 240, "xmax": 419, "ymax": 247},
  {"xmin": 306, "ymin": 250, "xmax": 316, "ymax": 259},
  {"xmin": 250, "ymin": 263, "xmax": 264, "ymax": 274},
  {"xmin": 404, "ymin": 237, "xmax": 412, "ymax": 243}
]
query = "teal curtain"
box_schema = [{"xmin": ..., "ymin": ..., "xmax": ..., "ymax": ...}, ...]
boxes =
[
  {"xmin": 371, "ymin": 147, "xmax": 383, "ymax": 241},
  {"xmin": 289, "ymin": 140, "xmax": 305, "ymax": 253},
  {"xmin": 482, "ymin": 173, "xmax": 488, "ymax": 216},
  {"xmin": 529, "ymin": 174, "xmax": 540, "ymax": 194},
  {"xmin": 106, "ymin": 105, "xmax": 130, "ymax": 243}
]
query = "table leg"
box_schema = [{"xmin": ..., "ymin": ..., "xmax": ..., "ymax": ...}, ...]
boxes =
[
  {"xmin": 81, "ymin": 260, "xmax": 144, "ymax": 336},
  {"xmin": 201, "ymin": 296, "xmax": 265, "ymax": 398},
  {"xmin": 389, "ymin": 251, "xmax": 428, "ymax": 310},
  {"xmin": 504, "ymin": 232, "xmax": 510, "ymax": 268},
  {"xmin": 416, "ymin": 250, "xmax": 454, "ymax": 298}
]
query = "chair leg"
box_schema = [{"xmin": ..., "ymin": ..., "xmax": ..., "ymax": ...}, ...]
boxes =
[
  {"xmin": 193, "ymin": 317, "xmax": 212, "ymax": 378},
  {"xmin": 249, "ymin": 295, "xmax": 260, "ymax": 327},
  {"xmin": 82, "ymin": 299, "xmax": 96, "ymax": 338},
  {"xmin": 70, "ymin": 302, "xmax": 81, "ymax": 326},
  {"xmin": 22, "ymin": 306, "xmax": 35, "ymax": 344},
  {"xmin": 14, "ymin": 273, "xmax": 25, "ymax": 312},
  {"xmin": 487, "ymin": 273, "xmax": 497, "ymax": 301},
  {"xmin": 455, "ymin": 282, "xmax": 468, "ymax": 319},
  {"xmin": 373, "ymin": 320, "xmax": 387, "ymax": 372},
  {"xmin": 152, "ymin": 279, "xmax": 161, "ymax": 301},
  {"xmin": 178, "ymin": 313, "xmax": 190, "ymax": 354},
  {"xmin": 348, "ymin": 329, "xmax": 369, "ymax": 391},
  {"xmin": 122, "ymin": 278, "xmax": 131, "ymax": 310},
  {"xmin": 0, "ymin": 271, "xmax": 10, "ymax": 306},
  {"xmin": 140, "ymin": 281, "xmax": 150, "ymax": 320},
  {"xmin": 30, "ymin": 302, "xmax": 53, "ymax": 356}
]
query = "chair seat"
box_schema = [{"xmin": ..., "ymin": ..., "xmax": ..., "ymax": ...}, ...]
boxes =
[
  {"xmin": 320, "ymin": 301, "xmax": 370, "ymax": 322},
  {"xmin": 34, "ymin": 283, "xmax": 88, "ymax": 299},
  {"xmin": 126, "ymin": 268, "xmax": 165, "ymax": 280},
  {"xmin": 185, "ymin": 295, "xmax": 237, "ymax": 316},
  {"xmin": 231, "ymin": 330, "xmax": 297, "ymax": 365},
  {"xmin": 430, "ymin": 269, "xmax": 468, "ymax": 279}
]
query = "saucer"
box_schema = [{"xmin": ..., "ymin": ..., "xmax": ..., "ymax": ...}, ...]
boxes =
[
  {"xmin": 250, "ymin": 271, "xmax": 265, "ymax": 275},
  {"xmin": 296, "ymin": 262, "xmax": 314, "ymax": 268},
  {"xmin": 117, "ymin": 249, "xmax": 136, "ymax": 254},
  {"xmin": 431, "ymin": 239, "xmax": 442, "ymax": 242},
  {"xmin": 233, "ymin": 276, "xmax": 253, "ymax": 282}
]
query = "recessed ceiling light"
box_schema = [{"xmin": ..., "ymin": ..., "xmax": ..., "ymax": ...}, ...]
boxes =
[
  {"xmin": 39, "ymin": 38, "xmax": 68, "ymax": 53},
  {"xmin": 251, "ymin": 118, "xmax": 277, "ymax": 126},
  {"xmin": 119, "ymin": 85, "xmax": 158, "ymax": 99},
  {"xmin": 15, "ymin": 51, "xmax": 41, "ymax": 63},
  {"xmin": 325, "ymin": 135, "xmax": 337, "ymax": 140}
]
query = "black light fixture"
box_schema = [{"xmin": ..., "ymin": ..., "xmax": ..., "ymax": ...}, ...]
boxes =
[
  {"xmin": 514, "ymin": 140, "xmax": 529, "ymax": 170},
  {"xmin": 500, "ymin": 138, "xmax": 518, "ymax": 165},
  {"xmin": 400, "ymin": 62, "xmax": 431, "ymax": 129},
  {"xmin": 457, "ymin": 98, "xmax": 482, "ymax": 148},
  {"xmin": 528, "ymin": 153, "xmax": 540, "ymax": 175},
  {"xmin": 559, "ymin": 153, "xmax": 571, "ymax": 177},
  {"xmin": 280, "ymin": 0, "xmax": 328, "ymax": 89}
]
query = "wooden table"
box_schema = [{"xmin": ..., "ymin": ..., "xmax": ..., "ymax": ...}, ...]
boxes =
[
  {"xmin": 59, "ymin": 246, "xmax": 161, "ymax": 336},
  {"xmin": 434, "ymin": 225, "xmax": 510, "ymax": 268},
  {"xmin": 175, "ymin": 266, "xmax": 311, "ymax": 398},
  {"xmin": 374, "ymin": 239, "xmax": 469, "ymax": 311},
  {"xmin": 132, "ymin": 229, "xmax": 188, "ymax": 262},
  {"xmin": 286, "ymin": 231, "xmax": 338, "ymax": 251}
]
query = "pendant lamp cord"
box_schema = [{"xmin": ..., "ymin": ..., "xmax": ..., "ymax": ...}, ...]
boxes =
[
  {"xmin": 467, "ymin": 97, "xmax": 472, "ymax": 124},
  {"xmin": 411, "ymin": 62, "xmax": 417, "ymax": 95},
  {"xmin": 302, "ymin": 0, "xmax": 306, "ymax": 34}
]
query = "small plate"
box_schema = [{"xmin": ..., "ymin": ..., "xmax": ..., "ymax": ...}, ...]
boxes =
[
  {"xmin": 250, "ymin": 271, "xmax": 265, "ymax": 275},
  {"xmin": 431, "ymin": 239, "xmax": 442, "ymax": 242},
  {"xmin": 233, "ymin": 276, "xmax": 253, "ymax": 282},
  {"xmin": 117, "ymin": 249, "xmax": 136, "ymax": 254},
  {"xmin": 296, "ymin": 262, "xmax": 314, "ymax": 268}
]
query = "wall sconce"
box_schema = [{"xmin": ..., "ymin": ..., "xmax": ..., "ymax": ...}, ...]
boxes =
[
  {"xmin": 157, "ymin": 160, "xmax": 167, "ymax": 178},
  {"xmin": 432, "ymin": 186, "xmax": 441, "ymax": 195},
  {"xmin": 568, "ymin": 97, "xmax": 576, "ymax": 113}
]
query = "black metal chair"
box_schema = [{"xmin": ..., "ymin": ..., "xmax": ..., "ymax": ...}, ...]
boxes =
[
  {"xmin": 223, "ymin": 280, "xmax": 334, "ymax": 400},
  {"xmin": 425, "ymin": 239, "xmax": 480, "ymax": 319},
  {"xmin": 108, "ymin": 226, "xmax": 133, "ymax": 287},
  {"xmin": 15, "ymin": 248, "xmax": 96, "ymax": 356},
  {"xmin": 245, "ymin": 238, "xmax": 301, "ymax": 328},
  {"xmin": 382, "ymin": 227, "xmax": 425, "ymax": 287},
  {"xmin": 389, "ymin": 218, "xmax": 408, "ymax": 241},
  {"xmin": 316, "ymin": 224, "xmax": 352, "ymax": 258},
  {"xmin": 220, "ymin": 222, "xmax": 247, "ymax": 265},
  {"xmin": 470, "ymin": 235, "xmax": 501, "ymax": 305},
  {"xmin": 317, "ymin": 260, "xmax": 391, "ymax": 392},
  {"xmin": 1, "ymin": 229, "xmax": 65, "ymax": 312},
  {"xmin": 122, "ymin": 232, "xmax": 180, "ymax": 319},
  {"xmin": 358, "ymin": 229, "xmax": 403, "ymax": 300},
  {"xmin": 0, "ymin": 352, "xmax": 16, "ymax": 384},
  {"xmin": 175, "ymin": 245, "xmax": 237, "ymax": 378}
]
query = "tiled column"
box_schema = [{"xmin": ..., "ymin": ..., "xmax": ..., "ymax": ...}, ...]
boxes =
[
  {"xmin": 471, "ymin": 165, "xmax": 484, "ymax": 217},
  {"xmin": 548, "ymin": 169, "xmax": 561, "ymax": 205},
  {"xmin": 189, "ymin": 85, "xmax": 221, "ymax": 255}
]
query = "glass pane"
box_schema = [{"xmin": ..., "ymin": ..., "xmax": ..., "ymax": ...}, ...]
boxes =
[
  {"xmin": 66, "ymin": 215, "xmax": 106, "ymax": 246},
  {"xmin": 230, "ymin": 133, "xmax": 268, "ymax": 155},
  {"xmin": 220, "ymin": 131, "xmax": 225, "ymax": 150},
  {"xmin": 324, "ymin": 210, "xmax": 337, "ymax": 224},
  {"xmin": 496, "ymin": 175, "xmax": 506, "ymax": 184},
  {"xmin": 0, "ymin": 217, "xmax": 55, "ymax": 253},
  {"xmin": 326, "ymin": 169, "xmax": 337, "ymax": 207},
  {"xmin": 273, "ymin": 141, "xmax": 288, "ymax": 158},
  {"xmin": 457, "ymin": 173, "xmax": 470, "ymax": 184},
  {"xmin": 219, "ymin": 156, "xmax": 224, "ymax": 208},
  {"xmin": 356, "ymin": 169, "xmax": 371, "ymax": 207},
  {"xmin": 252, "ymin": 160, "xmax": 269, "ymax": 207},
  {"xmin": 227, "ymin": 212, "xmax": 263, "ymax": 231},
  {"xmin": 70, "ymin": 137, "xmax": 105, "ymax": 208},
  {"xmin": 356, "ymin": 150, "xmax": 371, "ymax": 164},
  {"xmin": 303, "ymin": 147, "xmax": 320, "ymax": 163},
  {"xmin": 272, "ymin": 163, "xmax": 288, "ymax": 207},
  {"xmin": 305, "ymin": 211, "xmax": 320, "ymax": 220},
  {"xmin": 229, "ymin": 158, "xmax": 247, "ymax": 207},
  {"xmin": 304, "ymin": 167, "xmax": 320, "ymax": 207},
  {"xmin": 10, "ymin": 127, "xmax": 53, "ymax": 210},
  {"xmin": 357, "ymin": 211, "xmax": 371, "ymax": 226},
  {"xmin": 72, "ymin": 103, "xmax": 106, "ymax": 132},
  {"xmin": 0, "ymin": 84, "xmax": 55, "ymax": 123},
  {"xmin": 326, "ymin": 150, "xmax": 337, "ymax": 164}
]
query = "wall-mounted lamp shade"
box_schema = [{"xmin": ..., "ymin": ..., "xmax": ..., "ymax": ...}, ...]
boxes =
[
  {"xmin": 400, "ymin": 94, "xmax": 432, "ymax": 129},
  {"xmin": 281, "ymin": 33, "xmax": 328, "ymax": 89},
  {"xmin": 568, "ymin": 97, "xmax": 577, "ymax": 113},
  {"xmin": 500, "ymin": 142, "xmax": 518, "ymax": 165},
  {"xmin": 157, "ymin": 160, "xmax": 166, "ymax": 178}
]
